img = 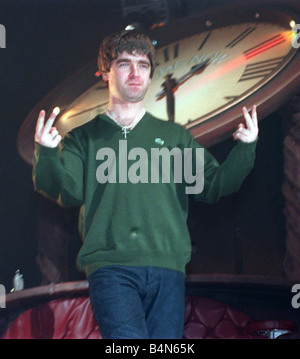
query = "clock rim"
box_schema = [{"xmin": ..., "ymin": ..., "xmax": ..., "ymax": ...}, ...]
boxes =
[{"xmin": 149, "ymin": 0, "xmax": 300, "ymax": 48}]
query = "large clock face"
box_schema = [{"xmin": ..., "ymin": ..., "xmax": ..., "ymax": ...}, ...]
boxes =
[{"xmin": 144, "ymin": 22, "xmax": 296, "ymax": 126}]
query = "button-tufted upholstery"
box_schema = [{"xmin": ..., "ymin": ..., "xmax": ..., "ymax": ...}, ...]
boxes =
[
  {"xmin": 184, "ymin": 296, "xmax": 255, "ymax": 339},
  {"xmin": 1, "ymin": 295, "xmax": 296, "ymax": 339}
]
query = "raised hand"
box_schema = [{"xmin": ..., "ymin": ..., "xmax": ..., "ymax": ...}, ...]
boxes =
[
  {"xmin": 34, "ymin": 107, "xmax": 62, "ymax": 148},
  {"xmin": 233, "ymin": 105, "xmax": 259, "ymax": 143}
]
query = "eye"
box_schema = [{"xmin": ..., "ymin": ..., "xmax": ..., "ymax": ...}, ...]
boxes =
[
  {"xmin": 116, "ymin": 60, "xmax": 130, "ymax": 68},
  {"xmin": 139, "ymin": 63, "xmax": 150, "ymax": 70}
]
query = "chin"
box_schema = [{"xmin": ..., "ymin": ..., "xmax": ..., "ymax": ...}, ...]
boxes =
[{"xmin": 124, "ymin": 93, "xmax": 147, "ymax": 103}]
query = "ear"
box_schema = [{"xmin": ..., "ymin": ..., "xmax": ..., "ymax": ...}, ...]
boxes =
[{"xmin": 102, "ymin": 71, "xmax": 109, "ymax": 82}]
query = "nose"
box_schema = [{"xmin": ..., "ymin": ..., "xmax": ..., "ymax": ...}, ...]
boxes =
[{"xmin": 129, "ymin": 64, "xmax": 139, "ymax": 78}]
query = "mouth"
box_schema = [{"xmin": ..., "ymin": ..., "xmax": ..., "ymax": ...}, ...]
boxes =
[{"xmin": 128, "ymin": 82, "xmax": 142, "ymax": 87}]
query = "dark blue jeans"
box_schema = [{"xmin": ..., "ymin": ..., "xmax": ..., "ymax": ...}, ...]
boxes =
[{"xmin": 88, "ymin": 265, "xmax": 185, "ymax": 339}]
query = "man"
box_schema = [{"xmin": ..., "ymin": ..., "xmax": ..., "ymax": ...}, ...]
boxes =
[{"xmin": 33, "ymin": 30, "xmax": 258, "ymax": 339}]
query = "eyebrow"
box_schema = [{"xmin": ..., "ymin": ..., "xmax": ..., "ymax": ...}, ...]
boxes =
[{"xmin": 116, "ymin": 58, "xmax": 150, "ymax": 66}]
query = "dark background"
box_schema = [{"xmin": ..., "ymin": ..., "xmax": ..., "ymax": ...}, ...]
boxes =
[{"xmin": 0, "ymin": 0, "xmax": 288, "ymax": 290}]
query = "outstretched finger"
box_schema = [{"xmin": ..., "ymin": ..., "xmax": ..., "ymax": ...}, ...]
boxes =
[
  {"xmin": 35, "ymin": 110, "xmax": 46, "ymax": 139},
  {"xmin": 242, "ymin": 106, "xmax": 255, "ymax": 131},
  {"xmin": 42, "ymin": 107, "xmax": 60, "ymax": 136},
  {"xmin": 251, "ymin": 105, "xmax": 258, "ymax": 125}
]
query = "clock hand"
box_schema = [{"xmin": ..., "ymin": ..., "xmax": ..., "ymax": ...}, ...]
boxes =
[
  {"xmin": 176, "ymin": 58, "xmax": 211, "ymax": 85},
  {"xmin": 156, "ymin": 58, "xmax": 210, "ymax": 100},
  {"xmin": 163, "ymin": 74, "xmax": 176, "ymax": 122}
]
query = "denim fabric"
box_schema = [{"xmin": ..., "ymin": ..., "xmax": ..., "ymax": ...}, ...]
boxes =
[{"xmin": 88, "ymin": 265, "xmax": 185, "ymax": 339}]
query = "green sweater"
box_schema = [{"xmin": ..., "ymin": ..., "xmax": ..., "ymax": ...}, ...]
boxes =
[{"xmin": 33, "ymin": 112, "xmax": 257, "ymax": 276}]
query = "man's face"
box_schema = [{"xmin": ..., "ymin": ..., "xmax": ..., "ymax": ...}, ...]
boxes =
[{"xmin": 103, "ymin": 51, "xmax": 152, "ymax": 103}]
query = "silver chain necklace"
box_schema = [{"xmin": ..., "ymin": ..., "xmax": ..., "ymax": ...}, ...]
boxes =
[{"xmin": 105, "ymin": 109, "xmax": 145, "ymax": 139}]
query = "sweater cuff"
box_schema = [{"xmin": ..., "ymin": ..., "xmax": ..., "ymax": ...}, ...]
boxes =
[{"xmin": 34, "ymin": 142, "xmax": 60, "ymax": 156}]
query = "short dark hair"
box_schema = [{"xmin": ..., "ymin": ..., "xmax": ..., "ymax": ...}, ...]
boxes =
[{"xmin": 98, "ymin": 30, "xmax": 155, "ymax": 78}]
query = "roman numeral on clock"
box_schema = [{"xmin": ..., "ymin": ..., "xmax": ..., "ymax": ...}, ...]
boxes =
[
  {"xmin": 244, "ymin": 34, "xmax": 286, "ymax": 60},
  {"xmin": 238, "ymin": 57, "xmax": 285, "ymax": 82},
  {"xmin": 198, "ymin": 33, "xmax": 211, "ymax": 51},
  {"xmin": 163, "ymin": 43, "xmax": 179, "ymax": 62},
  {"xmin": 226, "ymin": 27, "xmax": 257, "ymax": 48},
  {"xmin": 224, "ymin": 95, "xmax": 239, "ymax": 102}
]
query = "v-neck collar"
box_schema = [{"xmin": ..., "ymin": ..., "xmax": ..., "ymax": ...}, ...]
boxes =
[{"xmin": 103, "ymin": 111, "xmax": 149, "ymax": 139}]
